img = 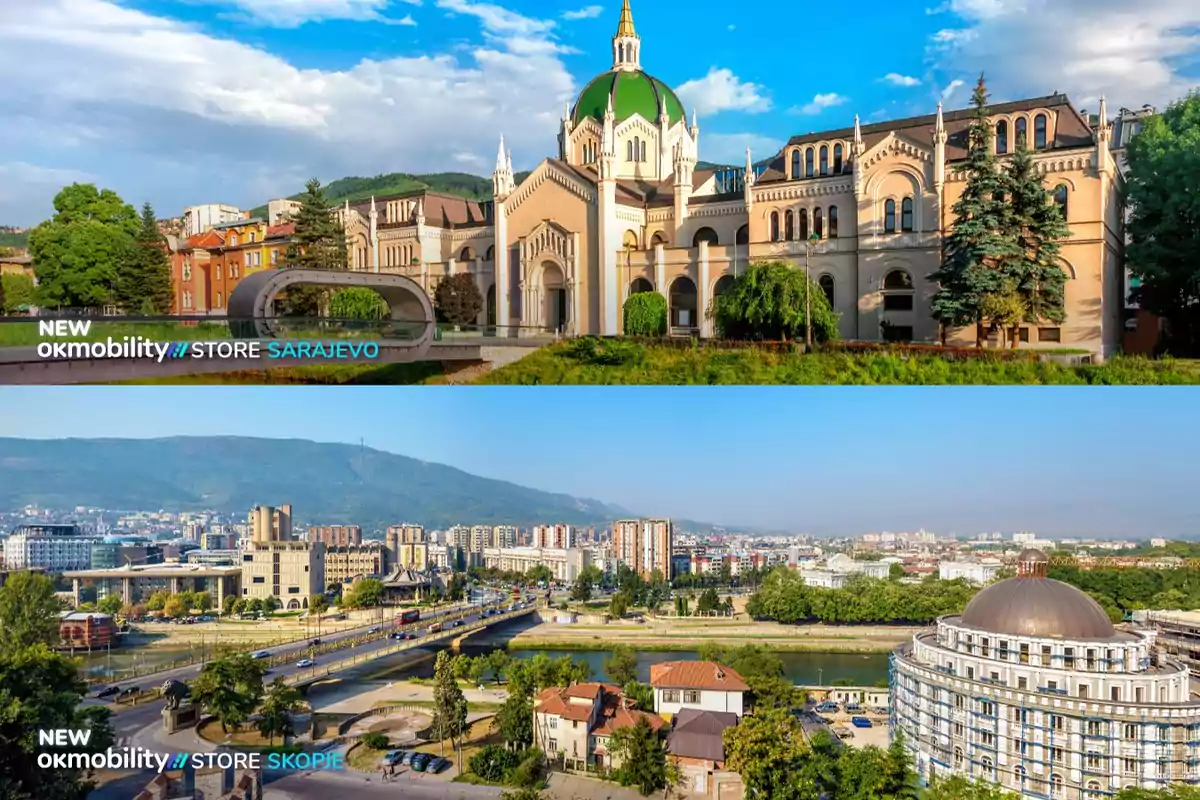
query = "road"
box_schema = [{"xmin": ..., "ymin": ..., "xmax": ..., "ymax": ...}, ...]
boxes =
[{"xmin": 85, "ymin": 597, "xmax": 507, "ymax": 706}]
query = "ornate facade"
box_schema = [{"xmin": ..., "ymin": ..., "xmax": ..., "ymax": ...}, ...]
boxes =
[{"xmin": 314, "ymin": 0, "xmax": 1125, "ymax": 355}]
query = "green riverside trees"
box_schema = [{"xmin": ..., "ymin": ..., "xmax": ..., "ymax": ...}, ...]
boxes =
[
  {"xmin": 280, "ymin": 178, "xmax": 349, "ymax": 316},
  {"xmin": 117, "ymin": 203, "xmax": 174, "ymax": 314}
]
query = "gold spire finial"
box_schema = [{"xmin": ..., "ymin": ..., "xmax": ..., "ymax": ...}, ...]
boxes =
[{"xmin": 616, "ymin": 0, "xmax": 636, "ymax": 37}]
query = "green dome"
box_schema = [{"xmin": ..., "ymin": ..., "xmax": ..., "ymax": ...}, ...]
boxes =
[{"xmin": 573, "ymin": 70, "xmax": 686, "ymax": 127}]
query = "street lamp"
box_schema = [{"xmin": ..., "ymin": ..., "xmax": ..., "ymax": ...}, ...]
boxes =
[{"xmin": 805, "ymin": 233, "xmax": 820, "ymax": 349}]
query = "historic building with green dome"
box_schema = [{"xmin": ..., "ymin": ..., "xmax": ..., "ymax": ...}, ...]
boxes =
[{"xmin": 324, "ymin": 0, "xmax": 1125, "ymax": 357}]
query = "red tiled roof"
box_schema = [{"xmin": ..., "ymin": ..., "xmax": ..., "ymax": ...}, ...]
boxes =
[
  {"xmin": 535, "ymin": 682, "xmax": 660, "ymax": 734},
  {"xmin": 184, "ymin": 230, "xmax": 225, "ymax": 250},
  {"xmin": 267, "ymin": 223, "xmax": 295, "ymax": 238},
  {"xmin": 649, "ymin": 661, "xmax": 749, "ymax": 692}
]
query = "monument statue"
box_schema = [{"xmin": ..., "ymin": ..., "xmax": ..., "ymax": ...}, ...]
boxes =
[{"xmin": 161, "ymin": 679, "xmax": 191, "ymax": 710}]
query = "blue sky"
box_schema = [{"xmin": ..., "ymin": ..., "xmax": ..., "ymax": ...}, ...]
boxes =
[
  {"xmin": 0, "ymin": 387, "xmax": 1196, "ymax": 538},
  {"xmin": 1, "ymin": 0, "xmax": 1197, "ymax": 226}
]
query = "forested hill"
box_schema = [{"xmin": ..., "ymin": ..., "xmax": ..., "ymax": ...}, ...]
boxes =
[
  {"xmin": 0, "ymin": 228, "xmax": 29, "ymax": 250},
  {"xmin": 248, "ymin": 171, "xmax": 535, "ymax": 218}
]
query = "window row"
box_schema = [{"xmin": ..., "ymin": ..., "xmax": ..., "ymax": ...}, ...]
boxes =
[
  {"xmin": 769, "ymin": 207, "xmax": 839, "ymax": 242},
  {"xmin": 996, "ymin": 113, "xmax": 1049, "ymax": 154},
  {"xmin": 789, "ymin": 143, "xmax": 847, "ymax": 180},
  {"xmin": 883, "ymin": 198, "xmax": 915, "ymax": 233},
  {"xmin": 581, "ymin": 142, "xmax": 599, "ymax": 163},
  {"xmin": 626, "ymin": 137, "xmax": 649, "ymax": 163}
]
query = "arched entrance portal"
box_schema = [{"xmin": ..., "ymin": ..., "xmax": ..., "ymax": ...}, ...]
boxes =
[
  {"xmin": 542, "ymin": 262, "xmax": 567, "ymax": 333},
  {"xmin": 669, "ymin": 276, "xmax": 698, "ymax": 332}
]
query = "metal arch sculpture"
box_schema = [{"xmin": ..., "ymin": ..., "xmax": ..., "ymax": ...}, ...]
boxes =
[{"xmin": 226, "ymin": 269, "xmax": 436, "ymax": 350}]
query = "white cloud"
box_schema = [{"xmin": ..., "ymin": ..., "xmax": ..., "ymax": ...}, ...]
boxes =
[
  {"xmin": 932, "ymin": 0, "xmax": 1200, "ymax": 110},
  {"xmin": 0, "ymin": 0, "xmax": 576, "ymax": 225},
  {"xmin": 561, "ymin": 5, "xmax": 603, "ymax": 20},
  {"xmin": 941, "ymin": 79, "xmax": 966, "ymax": 101},
  {"xmin": 790, "ymin": 93, "xmax": 848, "ymax": 116},
  {"xmin": 702, "ymin": 133, "xmax": 782, "ymax": 166},
  {"xmin": 206, "ymin": 0, "xmax": 421, "ymax": 27},
  {"xmin": 676, "ymin": 68, "xmax": 771, "ymax": 116},
  {"xmin": 883, "ymin": 73, "xmax": 922, "ymax": 87}
]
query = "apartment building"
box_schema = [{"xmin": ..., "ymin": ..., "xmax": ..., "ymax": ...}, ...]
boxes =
[
  {"xmin": 492, "ymin": 525, "xmax": 518, "ymax": 549},
  {"xmin": 323, "ymin": 543, "xmax": 387, "ymax": 585},
  {"xmin": 308, "ymin": 525, "xmax": 362, "ymax": 547},
  {"xmin": 533, "ymin": 524, "xmax": 575, "ymax": 550},
  {"xmin": 612, "ymin": 518, "xmax": 673, "ymax": 579},
  {"xmin": 3, "ymin": 524, "xmax": 97, "ymax": 571}
]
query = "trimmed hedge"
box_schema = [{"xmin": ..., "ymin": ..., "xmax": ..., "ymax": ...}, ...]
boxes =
[{"xmin": 623, "ymin": 292, "xmax": 667, "ymax": 337}]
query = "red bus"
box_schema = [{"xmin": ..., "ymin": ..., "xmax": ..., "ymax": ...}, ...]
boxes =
[{"xmin": 397, "ymin": 609, "xmax": 420, "ymax": 625}]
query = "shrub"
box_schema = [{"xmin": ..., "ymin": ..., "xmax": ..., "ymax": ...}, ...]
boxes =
[
  {"xmin": 563, "ymin": 337, "xmax": 643, "ymax": 366},
  {"xmin": 435, "ymin": 273, "xmax": 483, "ymax": 327},
  {"xmin": 329, "ymin": 288, "xmax": 388, "ymax": 321},
  {"xmin": 507, "ymin": 748, "xmax": 546, "ymax": 787},
  {"xmin": 711, "ymin": 261, "xmax": 840, "ymax": 342},
  {"xmin": 469, "ymin": 744, "xmax": 520, "ymax": 782},
  {"xmin": 360, "ymin": 732, "xmax": 389, "ymax": 750},
  {"xmin": 623, "ymin": 292, "xmax": 667, "ymax": 336}
]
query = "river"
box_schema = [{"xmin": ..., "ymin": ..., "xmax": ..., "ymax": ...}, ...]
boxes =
[{"xmin": 382, "ymin": 645, "xmax": 890, "ymax": 687}]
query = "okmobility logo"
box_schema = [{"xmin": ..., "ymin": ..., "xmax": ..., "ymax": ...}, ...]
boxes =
[
  {"xmin": 37, "ymin": 730, "xmax": 345, "ymax": 773},
  {"xmin": 36, "ymin": 337, "xmax": 382, "ymax": 363}
]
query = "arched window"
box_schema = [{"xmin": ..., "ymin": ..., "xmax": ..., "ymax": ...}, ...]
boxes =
[
  {"xmin": 735, "ymin": 224, "xmax": 749, "ymax": 245},
  {"xmin": 791, "ymin": 150, "xmax": 801, "ymax": 179},
  {"xmin": 814, "ymin": 207, "xmax": 824, "ymax": 238},
  {"xmin": 651, "ymin": 230, "xmax": 670, "ymax": 247},
  {"xmin": 798, "ymin": 209, "xmax": 809, "ymax": 240},
  {"xmin": 1050, "ymin": 774, "xmax": 1064, "ymax": 798},
  {"xmin": 770, "ymin": 211, "xmax": 780, "ymax": 242},
  {"xmin": 784, "ymin": 210, "xmax": 794, "ymax": 241},
  {"xmin": 805, "ymin": 148, "xmax": 815, "ymax": 178},
  {"xmin": 459, "ymin": 247, "xmax": 474, "ymax": 261},
  {"xmin": 669, "ymin": 276, "xmax": 698, "ymax": 330},
  {"xmin": 1053, "ymin": 185, "xmax": 1069, "ymax": 220},
  {"xmin": 884, "ymin": 199, "xmax": 897, "ymax": 233},
  {"xmin": 714, "ymin": 275, "xmax": 735, "ymax": 298},
  {"xmin": 1016, "ymin": 117, "xmax": 1028, "ymax": 147},
  {"xmin": 819, "ymin": 274, "xmax": 835, "ymax": 307},
  {"xmin": 629, "ymin": 277, "xmax": 653, "ymax": 295},
  {"xmin": 833, "ymin": 144, "xmax": 843, "ymax": 174},
  {"xmin": 1034, "ymin": 114, "xmax": 1048, "ymax": 149},
  {"xmin": 633, "ymin": 136, "xmax": 640, "ymax": 162},
  {"xmin": 883, "ymin": 269, "xmax": 914, "ymax": 312},
  {"xmin": 996, "ymin": 120, "xmax": 1009, "ymax": 155},
  {"xmin": 901, "ymin": 197, "xmax": 914, "ymax": 232},
  {"xmin": 819, "ymin": 145, "xmax": 829, "ymax": 176},
  {"xmin": 692, "ymin": 228, "xmax": 719, "ymax": 247},
  {"xmin": 627, "ymin": 140, "xmax": 633, "ymax": 162},
  {"xmin": 981, "ymin": 757, "xmax": 994, "ymax": 778},
  {"xmin": 828, "ymin": 206, "xmax": 838, "ymax": 238},
  {"xmin": 618, "ymin": 43, "xmax": 624, "ymax": 61},
  {"xmin": 640, "ymin": 140, "xmax": 647, "ymax": 162}
]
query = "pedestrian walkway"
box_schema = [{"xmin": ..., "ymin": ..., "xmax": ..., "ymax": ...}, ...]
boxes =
[{"xmin": 545, "ymin": 772, "xmax": 656, "ymax": 800}]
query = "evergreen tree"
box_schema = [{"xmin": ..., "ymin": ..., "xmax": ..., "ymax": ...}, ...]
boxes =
[
  {"xmin": 431, "ymin": 650, "xmax": 468, "ymax": 764},
  {"xmin": 280, "ymin": 179, "xmax": 349, "ymax": 316},
  {"xmin": 929, "ymin": 75, "xmax": 1016, "ymax": 346},
  {"xmin": 1001, "ymin": 140, "xmax": 1070, "ymax": 343},
  {"xmin": 116, "ymin": 203, "xmax": 175, "ymax": 314}
]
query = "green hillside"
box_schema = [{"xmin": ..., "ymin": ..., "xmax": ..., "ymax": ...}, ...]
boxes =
[
  {"xmin": 0, "ymin": 436, "xmax": 635, "ymax": 531},
  {"xmin": 0, "ymin": 230, "xmax": 29, "ymax": 250},
  {"xmin": 249, "ymin": 171, "xmax": 534, "ymax": 218}
]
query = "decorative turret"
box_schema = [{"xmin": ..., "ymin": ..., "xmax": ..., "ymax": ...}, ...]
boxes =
[
  {"xmin": 612, "ymin": 0, "xmax": 640, "ymax": 72},
  {"xmin": 743, "ymin": 147, "xmax": 755, "ymax": 211},
  {"xmin": 852, "ymin": 115, "xmax": 865, "ymax": 196},
  {"xmin": 492, "ymin": 135, "xmax": 515, "ymax": 199},
  {"xmin": 1096, "ymin": 95, "xmax": 1113, "ymax": 173},
  {"xmin": 559, "ymin": 102, "xmax": 573, "ymax": 162},
  {"xmin": 368, "ymin": 196, "xmax": 379, "ymax": 273},
  {"xmin": 934, "ymin": 102, "xmax": 948, "ymax": 188},
  {"xmin": 690, "ymin": 107, "xmax": 700, "ymax": 152},
  {"xmin": 415, "ymin": 197, "xmax": 425, "ymax": 227},
  {"xmin": 599, "ymin": 95, "xmax": 618, "ymax": 179}
]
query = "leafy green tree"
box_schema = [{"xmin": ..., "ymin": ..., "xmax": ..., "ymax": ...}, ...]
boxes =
[
  {"xmin": 431, "ymin": 650, "xmax": 468, "ymax": 761},
  {"xmin": 97, "ymin": 594, "xmax": 123, "ymax": 616},
  {"xmin": 1126, "ymin": 91, "xmax": 1200, "ymax": 353},
  {"xmin": 526, "ymin": 565, "xmax": 553, "ymax": 585},
  {"xmin": 924, "ymin": 774, "xmax": 1018, "ymax": 800},
  {"xmin": 435, "ymin": 272, "xmax": 483, "ymax": 327},
  {"xmin": 493, "ymin": 692, "xmax": 533, "ymax": 750},
  {"xmin": 500, "ymin": 788, "xmax": 545, "ymax": 800},
  {"xmin": 1, "ymin": 274, "xmax": 35, "ymax": 313},
  {"xmin": 280, "ymin": 179, "xmax": 348, "ymax": 316},
  {"xmin": 146, "ymin": 590, "xmax": 169, "ymax": 612},
  {"xmin": 609, "ymin": 716, "xmax": 671, "ymax": 795},
  {"xmin": 256, "ymin": 678, "xmax": 302, "ymax": 746},
  {"xmin": 623, "ymin": 291, "xmax": 667, "ymax": 336},
  {"xmin": 0, "ymin": 571, "xmax": 63, "ymax": 649},
  {"xmin": 163, "ymin": 595, "xmax": 189, "ymax": 618},
  {"xmin": 329, "ymin": 287, "xmax": 388, "ymax": 320},
  {"xmin": 726, "ymin": 645, "xmax": 796, "ymax": 710},
  {"xmin": 343, "ymin": 578, "xmax": 383, "ymax": 608},
  {"xmin": 711, "ymin": 261, "xmax": 839, "ymax": 342},
  {"xmin": 191, "ymin": 653, "xmax": 266, "ymax": 733},
  {"xmin": 929, "ymin": 75, "xmax": 1015, "ymax": 346},
  {"xmin": 222, "ymin": 595, "xmax": 238, "ymax": 616},
  {"xmin": 1000, "ymin": 140, "xmax": 1069, "ymax": 340},
  {"xmin": 609, "ymin": 591, "xmax": 630, "ymax": 618},
  {"xmin": 622, "ymin": 681, "xmax": 654, "ymax": 712},
  {"xmin": 0, "ymin": 644, "xmax": 116, "ymax": 800},
  {"xmin": 978, "ymin": 283, "xmax": 1028, "ymax": 349},
  {"xmin": 469, "ymin": 743, "xmax": 520, "ymax": 781},
  {"xmin": 193, "ymin": 591, "xmax": 212, "ymax": 612},
  {"xmin": 696, "ymin": 641, "xmax": 726, "ymax": 664},
  {"xmin": 360, "ymin": 731, "xmax": 389, "ymax": 750},
  {"xmin": 604, "ymin": 644, "xmax": 638, "ymax": 686},
  {"xmin": 116, "ymin": 202, "xmax": 173, "ymax": 313},
  {"xmin": 723, "ymin": 708, "xmax": 813, "ymax": 800}
]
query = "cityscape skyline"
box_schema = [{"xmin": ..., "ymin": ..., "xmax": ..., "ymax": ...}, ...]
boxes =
[{"xmin": 1, "ymin": 387, "xmax": 1197, "ymax": 537}]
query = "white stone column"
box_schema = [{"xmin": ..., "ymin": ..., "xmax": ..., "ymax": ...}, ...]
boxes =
[
  {"xmin": 655, "ymin": 243, "xmax": 665, "ymax": 297},
  {"xmin": 571, "ymin": 233, "xmax": 582, "ymax": 333},
  {"xmin": 698, "ymin": 241, "xmax": 711, "ymax": 338},
  {"xmin": 495, "ymin": 203, "xmax": 510, "ymax": 332},
  {"xmin": 597, "ymin": 181, "xmax": 620, "ymax": 335}
]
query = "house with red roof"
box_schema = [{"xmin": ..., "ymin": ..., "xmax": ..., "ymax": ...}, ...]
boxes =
[
  {"xmin": 533, "ymin": 682, "xmax": 664, "ymax": 773},
  {"xmin": 649, "ymin": 660, "xmax": 748, "ymax": 720}
]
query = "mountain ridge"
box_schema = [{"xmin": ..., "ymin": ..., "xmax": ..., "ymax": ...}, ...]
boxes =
[{"xmin": 0, "ymin": 435, "xmax": 718, "ymax": 533}]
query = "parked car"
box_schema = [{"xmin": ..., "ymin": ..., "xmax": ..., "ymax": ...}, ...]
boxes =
[
  {"xmin": 816, "ymin": 702, "xmax": 840, "ymax": 713},
  {"xmin": 851, "ymin": 716, "xmax": 873, "ymax": 728},
  {"xmin": 296, "ymin": 659, "xmax": 315, "ymax": 668},
  {"xmin": 410, "ymin": 753, "xmax": 432, "ymax": 772},
  {"xmin": 380, "ymin": 750, "xmax": 406, "ymax": 767},
  {"xmin": 400, "ymin": 750, "xmax": 418, "ymax": 766},
  {"xmin": 95, "ymin": 686, "xmax": 120, "ymax": 699},
  {"xmin": 426, "ymin": 757, "xmax": 449, "ymax": 774},
  {"xmin": 250, "ymin": 650, "xmax": 270, "ymax": 659}
]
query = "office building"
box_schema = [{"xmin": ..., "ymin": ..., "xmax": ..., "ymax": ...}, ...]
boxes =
[
  {"xmin": 200, "ymin": 530, "xmax": 234, "ymax": 551},
  {"xmin": 481, "ymin": 546, "xmax": 590, "ymax": 582},
  {"xmin": 324, "ymin": 543, "xmax": 387, "ymax": 585},
  {"xmin": 248, "ymin": 504, "xmax": 292, "ymax": 543},
  {"xmin": 59, "ymin": 611, "xmax": 118, "ymax": 649},
  {"xmin": 613, "ymin": 518, "xmax": 673, "ymax": 579},
  {"xmin": 241, "ymin": 540, "xmax": 325, "ymax": 608},
  {"xmin": 308, "ymin": 525, "xmax": 362, "ymax": 547},
  {"xmin": 3, "ymin": 524, "xmax": 97, "ymax": 571},
  {"xmin": 184, "ymin": 549, "xmax": 239, "ymax": 566},
  {"xmin": 63, "ymin": 563, "xmax": 241, "ymax": 607},
  {"xmin": 892, "ymin": 550, "xmax": 1200, "ymax": 797},
  {"xmin": 90, "ymin": 541, "xmax": 163, "ymax": 570}
]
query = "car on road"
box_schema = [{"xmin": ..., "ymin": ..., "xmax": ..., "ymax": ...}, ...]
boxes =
[
  {"xmin": 452, "ymin": 619, "xmax": 465, "ymax": 627},
  {"xmin": 368, "ymin": 626, "xmax": 381, "ymax": 633},
  {"xmin": 380, "ymin": 750, "xmax": 406, "ymax": 767},
  {"xmin": 309, "ymin": 639, "xmax": 321, "ymax": 646},
  {"xmin": 851, "ymin": 716, "xmax": 873, "ymax": 728},
  {"xmin": 426, "ymin": 757, "xmax": 449, "ymax": 774},
  {"xmin": 410, "ymin": 753, "xmax": 432, "ymax": 772},
  {"xmin": 250, "ymin": 650, "xmax": 270, "ymax": 659},
  {"xmin": 296, "ymin": 659, "xmax": 315, "ymax": 668},
  {"xmin": 95, "ymin": 686, "xmax": 120, "ymax": 699}
]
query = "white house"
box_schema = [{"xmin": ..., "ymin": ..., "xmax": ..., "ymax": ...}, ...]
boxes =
[{"xmin": 650, "ymin": 661, "xmax": 748, "ymax": 719}]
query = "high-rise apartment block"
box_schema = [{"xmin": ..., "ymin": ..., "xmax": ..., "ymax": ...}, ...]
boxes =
[
  {"xmin": 470, "ymin": 526, "xmax": 491, "ymax": 552},
  {"xmin": 308, "ymin": 525, "xmax": 362, "ymax": 547},
  {"xmin": 248, "ymin": 504, "xmax": 292, "ymax": 543},
  {"xmin": 447, "ymin": 525, "xmax": 471, "ymax": 550},
  {"xmin": 533, "ymin": 524, "xmax": 574, "ymax": 550},
  {"xmin": 492, "ymin": 525, "xmax": 517, "ymax": 549},
  {"xmin": 613, "ymin": 518, "xmax": 673, "ymax": 579}
]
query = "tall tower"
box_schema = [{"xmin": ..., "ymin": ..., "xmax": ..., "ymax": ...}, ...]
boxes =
[
  {"xmin": 368, "ymin": 196, "xmax": 379, "ymax": 273},
  {"xmin": 612, "ymin": 0, "xmax": 640, "ymax": 72},
  {"xmin": 492, "ymin": 135, "xmax": 515, "ymax": 332}
]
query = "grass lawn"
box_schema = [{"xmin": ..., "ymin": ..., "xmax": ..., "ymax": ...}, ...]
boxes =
[
  {"xmin": 414, "ymin": 718, "xmax": 500, "ymax": 767},
  {"xmin": 197, "ymin": 719, "xmax": 281, "ymax": 748},
  {"xmin": 0, "ymin": 320, "xmax": 233, "ymax": 347},
  {"xmin": 347, "ymin": 742, "xmax": 390, "ymax": 771},
  {"xmin": 477, "ymin": 340, "xmax": 1200, "ymax": 385},
  {"xmin": 112, "ymin": 362, "xmax": 450, "ymax": 385}
]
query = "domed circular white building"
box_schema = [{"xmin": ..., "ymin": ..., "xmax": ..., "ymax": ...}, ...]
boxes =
[{"xmin": 891, "ymin": 549, "xmax": 1200, "ymax": 798}]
